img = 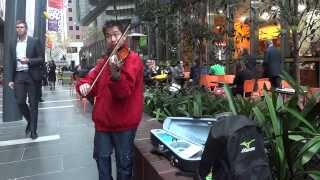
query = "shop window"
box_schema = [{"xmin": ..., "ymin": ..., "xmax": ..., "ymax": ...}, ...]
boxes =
[
  {"xmin": 76, "ymin": 35, "xmax": 80, "ymax": 39},
  {"xmin": 67, "ymin": 47, "xmax": 77, "ymax": 53}
]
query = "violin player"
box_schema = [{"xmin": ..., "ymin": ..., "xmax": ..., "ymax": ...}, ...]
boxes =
[{"xmin": 76, "ymin": 20, "xmax": 144, "ymax": 180}]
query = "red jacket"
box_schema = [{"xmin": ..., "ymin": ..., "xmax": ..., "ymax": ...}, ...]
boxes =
[{"xmin": 76, "ymin": 51, "xmax": 144, "ymax": 132}]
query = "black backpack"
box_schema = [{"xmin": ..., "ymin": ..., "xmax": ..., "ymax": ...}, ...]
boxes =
[{"xmin": 198, "ymin": 115, "xmax": 273, "ymax": 180}]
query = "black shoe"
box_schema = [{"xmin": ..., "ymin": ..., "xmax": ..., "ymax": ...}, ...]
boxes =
[
  {"xmin": 30, "ymin": 132, "xmax": 38, "ymax": 139},
  {"xmin": 25, "ymin": 125, "xmax": 31, "ymax": 136},
  {"xmin": 39, "ymin": 99, "xmax": 44, "ymax": 102}
]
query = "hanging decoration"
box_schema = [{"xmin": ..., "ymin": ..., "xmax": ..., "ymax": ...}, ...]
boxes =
[
  {"xmin": 48, "ymin": 0, "xmax": 64, "ymax": 9},
  {"xmin": 43, "ymin": 11, "xmax": 50, "ymax": 19}
]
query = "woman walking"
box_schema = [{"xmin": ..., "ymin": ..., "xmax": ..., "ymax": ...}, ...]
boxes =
[{"xmin": 48, "ymin": 60, "xmax": 56, "ymax": 90}]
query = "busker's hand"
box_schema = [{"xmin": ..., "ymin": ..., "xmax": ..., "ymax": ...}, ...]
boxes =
[
  {"xmin": 20, "ymin": 57, "xmax": 29, "ymax": 64},
  {"xmin": 79, "ymin": 83, "xmax": 91, "ymax": 96},
  {"xmin": 109, "ymin": 55, "xmax": 123, "ymax": 81},
  {"xmin": 8, "ymin": 82, "xmax": 14, "ymax": 89}
]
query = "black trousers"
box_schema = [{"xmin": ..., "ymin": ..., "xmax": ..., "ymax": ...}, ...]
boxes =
[
  {"xmin": 270, "ymin": 76, "xmax": 281, "ymax": 89},
  {"xmin": 14, "ymin": 71, "xmax": 39, "ymax": 133},
  {"xmin": 38, "ymin": 83, "xmax": 42, "ymax": 101}
]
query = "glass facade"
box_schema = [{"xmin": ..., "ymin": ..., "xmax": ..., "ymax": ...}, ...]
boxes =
[
  {"xmin": 77, "ymin": 0, "xmax": 138, "ymax": 66},
  {"xmin": 206, "ymin": 0, "xmax": 320, "ymax": 86},
  {"xmin": 76, "ymin": 0, "xmax": 94, "ymax": 23}
]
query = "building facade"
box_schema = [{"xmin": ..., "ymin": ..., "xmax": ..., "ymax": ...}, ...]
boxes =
[
  {"xmin": 67, "ymin": 0, "xmax": 85, "ymax": 42},
  {"xmin": 0, "ymin": 0, "xmax": 4, "ymax": 66},
  {"xmin": 75, "ymin": 0, "xmax": 138, "ymax": 65},
  {"xmin": 65, "ymin": 0, "xmax": 86, "ymax": 66}
]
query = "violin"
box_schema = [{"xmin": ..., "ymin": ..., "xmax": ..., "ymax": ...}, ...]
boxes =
[{"xmin": 116, "ymin": 46, "xmax": 130, "ymax": 62}]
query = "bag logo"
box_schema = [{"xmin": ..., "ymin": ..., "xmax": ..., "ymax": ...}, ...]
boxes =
[{"xmin": 240, "ymin": 139, "xmax": 256, "ymax": 153}]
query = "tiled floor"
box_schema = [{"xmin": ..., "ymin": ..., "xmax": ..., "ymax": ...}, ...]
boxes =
[{"xmin": 0, "ymin": 85, "xmax": 114, "ymax": 180}]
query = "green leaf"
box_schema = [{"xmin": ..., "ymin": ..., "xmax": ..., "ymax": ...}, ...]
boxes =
[
  {"xmin": 283, "ymin": 106, "xmax": 316, "ymax": 133},
  {"xmin": 296, "ymin": 170, "xmax": 320, "ymax": 180},
  {"xmin": 299, "ymin": 127, "xmax": 318, "ymax": 136},
  {"xmin": 276, "ymin": 145, "xmax": 287, "ymax": 179},
  {"xmin": 223, "ymin": 85, "xmax": 237, "ymax": 115},
  {"xmin": 163, "ymin": 107, "xmax": 172, "ymax": 116},
  {"xmin": 308, "ymin": 171, "xmax": 320, "ymax": 180},
  {"xmin": 252, "ymin": 107, "xmax": 270, "ymax": 136},
  {"xmin": 193, "ymin": 92, "xmax": 202, "ymax": 117},
  {"xmin": 296, "ymin": 136, "xmax": 320, "ymax": 165},
  {"xmin": 276, "ymin": 94, "xmax": 284, "ymax": 111},
  {"xmin": 251, "ymin": 107, "xmax": 264, "ymax": 123},
  {"xmin": 264, "ymin": 91, "xmax": 281, "ymax": 137},
  {"xmin": 288, "ymin": 135, "xmax": 306, "ymax": 142},
  {"xmin": 154, "ymin": 104, "xmax": 167, "ymax": 120},
  {"xmin": 301, "ymin": 141, "xmax": 320, "ymax": 165},
  {"xmin": 264, "ymin": 91, "xmax": 287, "ymax": 179}
]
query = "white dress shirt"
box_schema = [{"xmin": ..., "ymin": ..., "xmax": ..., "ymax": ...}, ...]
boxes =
[{"xmin": 16, "ymin": 38, "xmax": 29, "ymax": 71}]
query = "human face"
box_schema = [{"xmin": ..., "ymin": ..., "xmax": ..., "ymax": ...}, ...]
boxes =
[
  {"xmin": 105, "ymin": 26, "xmax": 124, "ymax": 50},
  {"xmin": 16, "ymin": 23, "xmax": 27, "ymax": 38}
]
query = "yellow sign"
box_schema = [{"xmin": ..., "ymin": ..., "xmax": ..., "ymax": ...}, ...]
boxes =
[
  {"xmin": 259, "ymin": 25, "xmax": 281, "ymax": 40},
  {"xmin": 152, "ymin": 71, "xmax": 168, "ymax": 80}
]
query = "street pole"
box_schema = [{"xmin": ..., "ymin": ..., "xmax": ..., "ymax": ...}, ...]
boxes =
[
  {"xmin": 3, "ymin": 0, "xmax": 26, "ymax": 122},
  {"xmin": 280, "ymin": 0, "xmax": 290, "ymax": 58},
  {"xmin": 226, "ymin": 0, "xmax": 233, "ymax": 73},
  {"xmin": 155, "ymin": 17, "xmax": 160, "ymax": 61},
  {"xmin": 250, "ymin": 0, "xmax": 258, "ymax": 58},
  {"xmin": 34, "ymin": 0, "xmax": 46, "ymax": 57}
]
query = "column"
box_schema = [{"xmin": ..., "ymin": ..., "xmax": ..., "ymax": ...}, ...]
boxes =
[
  {"xmin": 34, "ymin": 0, "xmax": 47, "ymax": 52},
  {"xmin": 3, "ymin": 0, "xmax": 26, "ymax": 122},
  {"xmin": 250, "ymin": 2, "xmax": 258, "ymax": 58}
]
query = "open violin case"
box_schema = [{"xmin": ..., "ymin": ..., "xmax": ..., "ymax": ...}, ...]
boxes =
[{"xmin": 150, "ymin": 117, "xmax": 217, "ymax": 172}]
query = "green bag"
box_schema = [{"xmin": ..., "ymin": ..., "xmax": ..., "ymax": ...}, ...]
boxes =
[{"xmin": 210, "ymin": 64, "xmax": 225, "ymax": 75}]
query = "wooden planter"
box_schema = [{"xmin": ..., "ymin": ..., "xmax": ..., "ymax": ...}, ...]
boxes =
[{"xmin": 133, "ymin": 114, "xmax": 193, "ymax": 180}]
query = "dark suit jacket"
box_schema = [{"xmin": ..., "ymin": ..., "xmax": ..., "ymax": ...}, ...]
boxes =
[
  {"xmin": 264, "ymin": 46, "xmax": 283, "ymax": 77},
  {"xmin": 8, "ymin": 36, "xmax": 44, "ymax": 82}
]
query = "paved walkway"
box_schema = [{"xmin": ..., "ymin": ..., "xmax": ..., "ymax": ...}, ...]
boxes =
[{"xmin": 0, "ymin": 85, "xmax": 112, "ymax": 180}]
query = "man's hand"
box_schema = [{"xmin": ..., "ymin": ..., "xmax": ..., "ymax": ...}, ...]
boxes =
[
  {"xmin": 8, "ymin": 82, "xmax": 14, "ymax": 89},
  {"xmin": 20, "ymin": 57, "xmax": 29, "ymax": 64},
  {"xmin": 109, "ymin": 55, "xmax": 123, "ymax": 81},
  {"xmin": 79, "ymin": 83, "xmax": 91, "ymax": 96}
]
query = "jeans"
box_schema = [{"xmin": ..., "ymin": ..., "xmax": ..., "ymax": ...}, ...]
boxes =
[{"xmin": 93, "ymin": 128, "xmax": 137, "ymax": 180}]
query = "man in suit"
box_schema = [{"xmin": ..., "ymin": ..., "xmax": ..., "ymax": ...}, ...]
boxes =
[
  {"xmin": 264, "ymin": 40, "xmax": 283, "ymax": 88},
  {"xmin": 8, "ymin": 20, "xmax": 44, "ymax": 139}
]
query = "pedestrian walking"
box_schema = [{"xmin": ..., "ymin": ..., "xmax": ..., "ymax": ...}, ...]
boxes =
[
  {"xmin": 264, "ymin": 40, "xmax": 283, "ymax": 88},
  {"xmin": 8, "ymin": 20, "xmax": 44, "ymax": 139},
  {"xmin": 48, "ymin": 60, "xmax": 56, "ymax": 90}
]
